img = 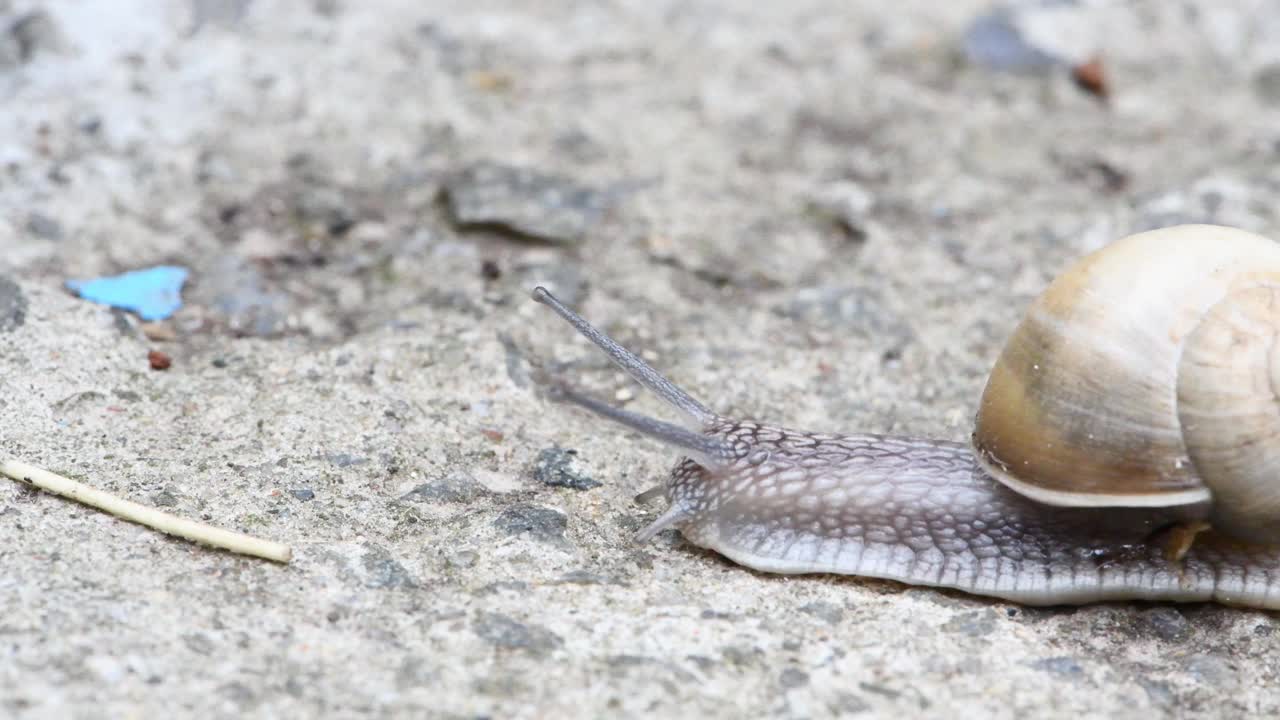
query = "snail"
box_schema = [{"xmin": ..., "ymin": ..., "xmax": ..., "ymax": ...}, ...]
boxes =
[{"xmin": 530, "ymin": 224, "xmax": 1280, "ymax": 609}]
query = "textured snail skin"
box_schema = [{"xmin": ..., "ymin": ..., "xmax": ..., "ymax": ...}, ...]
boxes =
[{"xmin": 652, "ymin": 419, "xmax": 1280, "ymax": 608}]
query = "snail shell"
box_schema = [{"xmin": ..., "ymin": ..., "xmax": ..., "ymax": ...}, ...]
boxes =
[{"xmin": 973, "ymin": 224, "xmax": 1280, "ymax": 544}]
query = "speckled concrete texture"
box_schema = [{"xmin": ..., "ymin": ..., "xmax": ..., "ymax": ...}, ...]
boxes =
[{"xmin": 3, "ymin": 1, "xmax": 1280, "ymax": 718}]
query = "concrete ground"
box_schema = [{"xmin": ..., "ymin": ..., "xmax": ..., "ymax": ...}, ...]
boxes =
[{"xmin": 3, "ymin": 0, "xmax": 1280, "ymax": 717}]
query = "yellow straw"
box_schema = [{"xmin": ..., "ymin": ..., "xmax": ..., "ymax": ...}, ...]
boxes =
[{"xmin": 1, "ymin": 456, "xmax": 292, "ymax": 563}]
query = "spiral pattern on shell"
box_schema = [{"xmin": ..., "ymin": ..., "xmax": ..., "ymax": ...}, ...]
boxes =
[{"xmin": 973, "ymin": 224, "xmax": 1280, "ymax": 544}]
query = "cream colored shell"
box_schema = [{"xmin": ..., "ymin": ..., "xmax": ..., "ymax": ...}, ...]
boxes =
[{"xmin": 972, "ymin": 224, "xmax": 1280, "ymax": 543}]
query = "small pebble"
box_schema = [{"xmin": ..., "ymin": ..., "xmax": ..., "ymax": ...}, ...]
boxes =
[
  {"xmin": 808, "ymin": 180, "xmax": 874, "ymax": 240},
  {"xmin": 141, "ymin": 322, "xmax": 177, "ymax": 342},
  {"xmin": 941, "ymin": 609, "xmax": 998, "ymax": 638},
  {"xmin": 1029, "ymin": 656, "xmax": 1085, "ymax": 677},
  {"xmin": 448, "ymin": 550, "xmax": 479, "ymax": 569},
  {"xmin": 289, "ymin": 488, "xmax": 315, "ymax": 501},
  {"xmin": 1254, "ymin": 63, "xmax": 1280, "ymax": 106},
  {"xmin": 1, "ymin": 11, "xmax": 63, "ymax": 66},
  {"xmin": 493, "ymin": 503, "xmax": 568, "ymax": 542},
  {"xmin": 472, "ymin": 612, "xmax": 564, "ymax": 656},
  {"xmin": 359, "ymin": 544, "xmax": 417, "ymax": 590},
  {"xmin": 1139, "ymin": 607, "xmax": 1189, "ymax": 641},
  {"xmin": 1071, "ymin": 58, "xmax": 1109, "ymax": 101},
  {"xmin": 779, "ymin": 668, "xmax": 809, "ymax": 689},
  {"xmin": 798, "ymin": 601, "xmax": 844, "ymax": 625},
  {"xmin": 400, "ymin": 470, "xmax": 488, "ymax": 504},
  {"xmin": 0, "ymin": 275, "xmax": 27, "ymax": 333},
  {"xmin": 148, "ymin": 350, "xmax": 172, "ymax": 371},
  {"xmin": 25, "ymin": 212, "xmax": 63, "ymax": 240},
  {"xmin": 326, "ymin": 452, "xmax": 368, "ymax": 468},
  {"xmin": 151, "ymin": 490, "xmax": 178, "ymax": 507},
  {"xmin": 532, "ymin": 447, "xmax": 600, "ymax": 491},
  {"xmin": 443, "ymin": 161, "xmax": 609, "ymax": 245}
]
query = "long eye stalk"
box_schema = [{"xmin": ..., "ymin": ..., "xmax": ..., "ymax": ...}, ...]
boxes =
[
  {"xmin": 541, "ymin": 379, "xmax": 734, "ymax": 469},
  {"xmin": 531, "ymin": 287, "xmax": 716, "ymax": 428}
]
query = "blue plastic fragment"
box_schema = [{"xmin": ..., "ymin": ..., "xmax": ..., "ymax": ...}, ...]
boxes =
[
  {"xmin": 963, "ymin": 10, "xmax": 1061, "ymax": 73},
  {"xmin": 65, "ymin": 266, "xmax": 190, "ymax": 321}
]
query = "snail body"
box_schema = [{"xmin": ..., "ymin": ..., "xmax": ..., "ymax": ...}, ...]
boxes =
[{"xmin": 532, "ymin": 224, "xmax": 1280, "ymax": 608}]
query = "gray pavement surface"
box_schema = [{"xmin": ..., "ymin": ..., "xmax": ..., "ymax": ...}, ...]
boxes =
[{"xmin": 3, "ymin": 1, "xmax": 1280, "ymax": 718}]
